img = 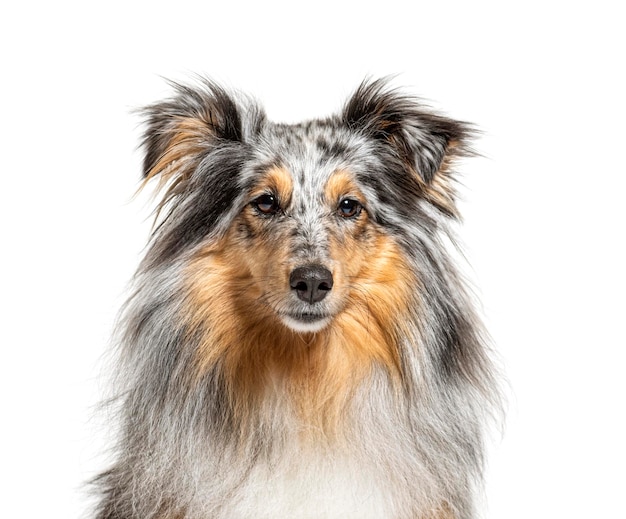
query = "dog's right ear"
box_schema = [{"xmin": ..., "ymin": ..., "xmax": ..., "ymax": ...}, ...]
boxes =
[{"xmin": 140, "ymin": 79, "xmax": 246, "ymax": 185}]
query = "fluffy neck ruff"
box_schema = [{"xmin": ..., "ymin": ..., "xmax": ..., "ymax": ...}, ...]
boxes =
[{"xmin": 180, "ymin": 239, "xmax": 413, "ymax": 443}]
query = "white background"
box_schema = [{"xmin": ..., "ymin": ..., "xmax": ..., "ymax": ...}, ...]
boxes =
[{"xmin": 2, "ymin": 1, "xmax": 624, "ymax": 517}]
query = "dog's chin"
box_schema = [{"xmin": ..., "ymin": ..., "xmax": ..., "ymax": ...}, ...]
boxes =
[{"xmin": 280, "ymin": 313, "xmax": 332, "ymax": 334}]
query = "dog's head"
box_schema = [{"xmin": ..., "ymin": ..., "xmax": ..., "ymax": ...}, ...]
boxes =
[{"xmin": 139, "ymin": 79, "xmax": 472, "ymax": 336}]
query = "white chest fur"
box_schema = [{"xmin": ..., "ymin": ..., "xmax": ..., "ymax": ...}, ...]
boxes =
[{"xmin": 222, "ymin": 450, "xmax": 396, "ymax": 519}]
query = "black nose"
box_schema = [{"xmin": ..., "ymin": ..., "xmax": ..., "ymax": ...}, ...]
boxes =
[{"xmin": 289, "ymin": 265, "xmax": 333, "ymax": 303}]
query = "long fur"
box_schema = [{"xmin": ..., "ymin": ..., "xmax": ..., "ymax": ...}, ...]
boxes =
[{"xmin": 94, "ymin": 78, "xmax": 500, "ymax": 519}]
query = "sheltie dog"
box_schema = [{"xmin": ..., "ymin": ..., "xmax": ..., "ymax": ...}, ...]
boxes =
[{"xmin": 94, "ymin": 78, "xmax": 499, "ymax": 519}]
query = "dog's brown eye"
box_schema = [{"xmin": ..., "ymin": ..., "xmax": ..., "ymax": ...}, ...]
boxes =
[
  {"xmin": 253, "ymin": 194, "xmax": 280, "ymax": 215},
  {"xmin": 337, "ymin": 198, "xmax": 362, "ymax": 218}
]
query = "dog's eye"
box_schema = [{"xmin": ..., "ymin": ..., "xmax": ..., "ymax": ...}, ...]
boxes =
[
  {"xmin": 337, "ymin": 198, "xmax": 362, "ymax": 218},
  {"xmin": 252, "ymin": 194, "xmax": 280, "ymax": 215}
]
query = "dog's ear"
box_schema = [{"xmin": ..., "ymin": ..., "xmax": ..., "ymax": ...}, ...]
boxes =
[
  {"xmin": 140, "ymin": 80, "xmax": 246, "ymax": 186},
  {"xmin": 342, "ymin": 78, "xmax": 473, "ymax": 185}
]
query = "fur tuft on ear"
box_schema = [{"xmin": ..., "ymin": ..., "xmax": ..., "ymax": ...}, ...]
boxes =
[
  {"xmin": 135, "ymin": 80, "xmax": 266, "ymax": 267},
  {"xmin": 342, "ymin": 78, "xmax": 474, "ymax": 184},
  {"xmin": 140, "ymin": 79, "xmax": 246, "ymax": 183}
]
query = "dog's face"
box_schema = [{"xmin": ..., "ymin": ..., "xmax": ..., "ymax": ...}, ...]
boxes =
[
  {"xmin": 240, "ymin": 165, "xmax": 363, "ymax": 332},
  {"xmin": 140, "ymin": 79, "xmax": 471, "ymax": 337},
  {"xmin": 232, "ymin": 129, "xmax": 395, "ymax": 333}
]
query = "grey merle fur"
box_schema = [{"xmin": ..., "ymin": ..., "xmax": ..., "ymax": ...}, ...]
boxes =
[{"xmin": 94, "ymin": 78, "xmax": 500, "ymax": 519}]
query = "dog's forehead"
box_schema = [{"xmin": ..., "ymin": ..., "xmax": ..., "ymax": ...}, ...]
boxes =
[{"xmin": 255, "ymin": 121, "xmax": 369, "ymax": 195}]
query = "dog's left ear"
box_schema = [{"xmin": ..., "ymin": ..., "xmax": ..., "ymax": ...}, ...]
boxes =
[{"xmin": 342, "ymin": 78, "xmax": 473, "ymax": 186}]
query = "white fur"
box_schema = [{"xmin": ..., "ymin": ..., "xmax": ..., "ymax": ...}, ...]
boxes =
[
  {"xmin": 221, "ymin": 450, "xmax": 394, "ymax": 519},
  {"xmin": 280, "ymin": 314, "xmax": 332, "ymax": 333}
]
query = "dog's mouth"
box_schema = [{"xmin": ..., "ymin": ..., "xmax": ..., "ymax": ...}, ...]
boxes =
[{"xmin": 280, "ymin": 312, "xmax": 332, "ymax": 333}]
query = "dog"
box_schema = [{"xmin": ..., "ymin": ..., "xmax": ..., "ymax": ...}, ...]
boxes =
[{"xmin": 94, "ymin": 78, "xmax": 499, "ymax": 519}]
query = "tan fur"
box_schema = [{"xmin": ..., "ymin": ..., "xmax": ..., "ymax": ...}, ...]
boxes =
[
  {"xmin": 414, "ymin": 140, "xmax": 464, "ymax": 217},
  {"xmin": 143, "ymin": 117, "xmax": 215, "ymax": 217},
  {"xmin": 323, "ymin": 169, "xmax": 363, "ymax": 204},
  {"xmin": 181, "ymin": 168, "xmax": 415, "ymax": 440},
  {"xmin": 250, "ymin": 165, "xmax": 294, "ymax": 205}
]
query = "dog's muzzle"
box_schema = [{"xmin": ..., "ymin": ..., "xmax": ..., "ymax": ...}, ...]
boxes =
[{"xmin": 280, "ymin": 265, "xmax": 334, "ymax": 333}]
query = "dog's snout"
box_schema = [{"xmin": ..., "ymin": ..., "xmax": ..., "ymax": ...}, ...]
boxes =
[{"xmin": 289, "ymin": 265, "xmax": 333, "ymax": 304}]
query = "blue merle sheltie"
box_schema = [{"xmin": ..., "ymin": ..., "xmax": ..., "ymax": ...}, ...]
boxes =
[{"xmin": 94, "ymin": 78, "xmax": 500, "ymax": 519}]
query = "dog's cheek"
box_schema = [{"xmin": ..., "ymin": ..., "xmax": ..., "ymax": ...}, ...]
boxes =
[
  {"xmin": 327, "ymin": 218, "xmax": 375, "ymax": 291},
  {"xmin": 231, "ymin": 214, "xmax": 291, "ymax": 294}
]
